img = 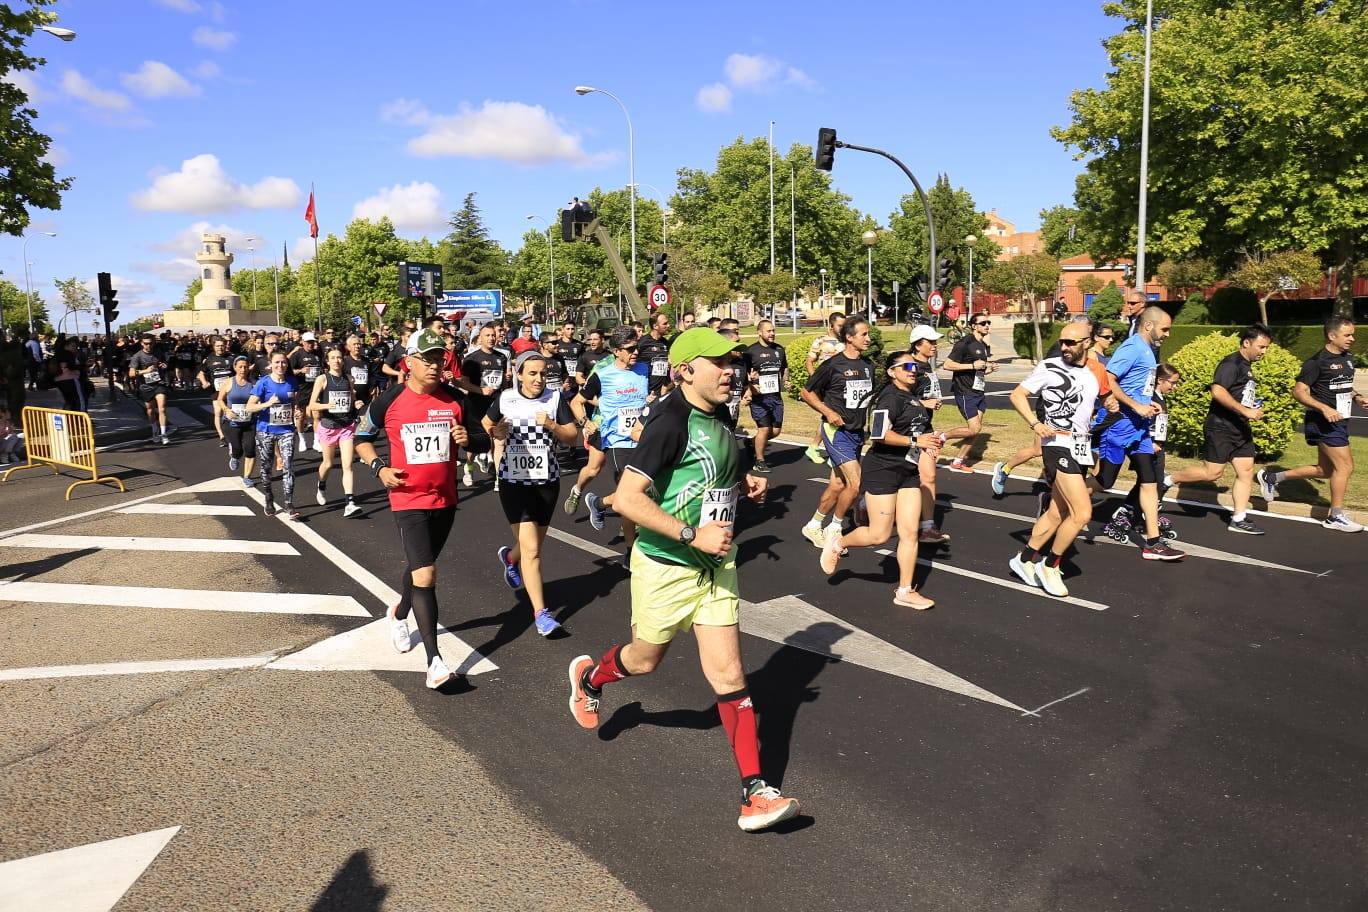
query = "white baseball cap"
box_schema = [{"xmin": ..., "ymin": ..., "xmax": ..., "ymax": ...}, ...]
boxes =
[
  {"xmin": 301, "ymin": 331, "xmax": 317, "ymax": 341},
  {"xmin": 909, "ymin": 325, "xmax": 943, "ymax": 344}
]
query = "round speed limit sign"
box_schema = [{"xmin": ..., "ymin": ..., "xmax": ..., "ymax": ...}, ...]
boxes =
[
  {"xmin": 648, "ymin": 283, "xmax": 671, "ymax": 310},
  {"xmin": 927, "ymin": 290, "xmax": 945, "ymax": 314}
]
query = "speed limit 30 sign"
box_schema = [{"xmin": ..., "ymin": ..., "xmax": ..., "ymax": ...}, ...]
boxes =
[
  {"xmin": 927, "ymin": 290, "xmax": 945, "ymax": 314},
  {"xmin": 648, "ymin": 283, "xmax": 671, "ymax": 310}
]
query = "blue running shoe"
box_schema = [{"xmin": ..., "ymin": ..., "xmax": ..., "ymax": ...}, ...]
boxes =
[
  {"xmin": 534, "ymin": 610, "xmax": 562, "ymax": 637},
  {"xmin": 585, "ymin": 492, "xmax": 606, "ymax": 531},
  {"xmin": 498, "ymin": 545, "xmax": 524, "ymax": 589}
]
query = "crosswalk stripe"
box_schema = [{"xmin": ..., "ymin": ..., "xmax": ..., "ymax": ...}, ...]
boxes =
[
  {"xmin": 0, "ymin": 655, "xmax": 275, "ymax": 682},
  {"xmin": 0, "ymin": 533, "xmax": 298, "ymax": 556},
  {"xmin": 116, "ymin": 503, "xmax": 255, "ymax": 517},
  {"xmin": 0, "ymin": 581, "xmax": 369, "ymax": 616},
  {"xmin": 872, "ymin": 549, "xmax": 1109, "ymax": 611}
]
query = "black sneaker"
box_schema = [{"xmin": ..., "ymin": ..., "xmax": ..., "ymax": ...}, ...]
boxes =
[
  {"xmin": 263, "ymin": 498, "xmax": 277, "ymax": 517},
  {"xmin": 1141, "ymin": 540, "xmax": 1186, "ymax": 561},
  {"xmin": 283, "ymin": 502, "xmax": 301, "ymax": 521},
  {"xmin": 752, "ymin": 459, "xmax": 771, "ymax": 475},
  {"xmin": 1227, "ymin": 518, "xmax": 1266, "ymax": 535}
]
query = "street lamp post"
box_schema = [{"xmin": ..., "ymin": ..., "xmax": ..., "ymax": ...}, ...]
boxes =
[
  {"xmin": 526, "ymin": 214, "xmax": 555, "ymax": 319},
  {"xmin": 819, "ymin": 268, "xmax": 827, "ymax": 311},
  {"xmin": 629, "ymin": 183, "xmax": 668, "ymax": 248},
  {"xmin": 244, "ymin": 236, "xmax": 258, "ymax": 309},
  {"xmin": 272, "ymin": 257, "xmax": 280, "ymax": 327},
  {"xmin": 790, "ymin": 165, "xmax": 797, "ymax": 312},
  {"xmin": 21, "ymin": 231, "xmax": 56, "ymax": 334},
  {"xmin": 1135, "ymin": 0, "xmax": 1155, "ymax": 296},
  {"xmin": 965, "ymin": 234, "xmax": 978, "ymax": 321},
  {"xmin": 862, "ymin": 230, "xmax": 879, "ymax": 321},
  {"xmin": 575, "ymin": 86, "xmax": 636, "ymax": 287},
  {"xmin": 769, "ymin": 120, "xmax": 776, "ymax": 274}
]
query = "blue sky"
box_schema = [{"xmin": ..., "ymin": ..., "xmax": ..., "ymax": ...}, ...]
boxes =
[{"xmin": 4, "ymin": 0, "xmax": 1118, "ymax": 327}]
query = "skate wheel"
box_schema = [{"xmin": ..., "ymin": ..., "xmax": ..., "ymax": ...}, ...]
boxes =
[
  {"xmin": 1163, "ymin": 529, "xmax": 1178, "ymax": 541},
  {"xmin": 1105, "ymin": 529, "xmax": 1126, "ymax": 542}
]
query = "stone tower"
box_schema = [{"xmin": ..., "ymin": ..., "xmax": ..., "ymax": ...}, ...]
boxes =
[{"xmin": 192, "ymin": 233, "xmax": 242, "ymax": 310}]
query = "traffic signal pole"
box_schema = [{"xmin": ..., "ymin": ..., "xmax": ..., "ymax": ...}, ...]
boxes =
[{"xmin": 835, "ymin": 140, "xmax": 937, "ymax": 303}]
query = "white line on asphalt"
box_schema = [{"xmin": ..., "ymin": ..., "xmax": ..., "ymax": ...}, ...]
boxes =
[
  {"xmin": 547, "ymin": 526, "xmax": 621, "ymax": 560},
  {"xmin": 0, "ymin": 485, "xmax": 189, "ymax": 540},
  {"xmin": 0, "ymin": 532, "xmax": 298, "ymax": 556},
  {"xmin": 268, "ymin": 618, "xmax": 498, "ymax": 677},
  {"xmin": 116, "ymin": 503, "xmax": 255, "ymax": 517},
  {"xmin": 0, "ymin": 581, "xmax": 370, "ymax": 616},
  {"xmin": 1022, "ymin": 686, "xmax": 1091, "ymax": 717},
  {"xmin": 0, "ymin": 825, "xmax": 180, "ymax": 912},
  {"xmin": 0, "ymin": 655, "xmax": 275, "ymax": 682},
  {"xmin": 871, "ymin": 549, "xmax": 1109, "ymax": 611}
]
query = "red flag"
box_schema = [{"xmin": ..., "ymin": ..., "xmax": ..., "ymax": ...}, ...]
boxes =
[{"xmin": 304, "ymin": 189, "xmax": 318, "ymax": 239}]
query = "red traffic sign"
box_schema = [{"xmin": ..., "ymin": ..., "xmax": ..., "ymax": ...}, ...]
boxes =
[
  {"xmin": 648, "ymin": 284, "xmax": 671, "ymax": 310},
  {"xmin": 373, "ymin": 301, "xmax": 388, "ymax": 318},
  {"xmin": 927, "ymin": 290, "xmax": 945, "ymax": 314}
]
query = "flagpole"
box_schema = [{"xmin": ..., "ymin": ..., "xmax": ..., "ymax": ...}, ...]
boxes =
[{"xmin": 308, "ymin": 183, "xmax": 323, "ymax": 332}]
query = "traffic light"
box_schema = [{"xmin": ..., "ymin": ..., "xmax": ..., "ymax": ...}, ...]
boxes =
[
  {"xmin": 815, "ymin": 127, "xmax": 838, "ymax": 171},
  {"xmin": 652, "ymin": 252, "xmax": 669, "ymax": 286},
  {"xmin": 936, "ymin": 257, "xmax": 954, "ymax": 291},
  {"xmin": 913, "ymin": 274, "xmax": 929, "ymax": 301},
  {"xmin": 97, "ymin": 272, "xmax": 119, "ymax": 326}
]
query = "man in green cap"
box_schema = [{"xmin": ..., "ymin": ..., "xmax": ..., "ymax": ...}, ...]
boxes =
[{"xmin": 566, "ymin": 327, "xmax": 801, "ymax": 833}]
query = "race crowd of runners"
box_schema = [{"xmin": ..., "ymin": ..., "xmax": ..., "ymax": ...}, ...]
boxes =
[{"xmin": 56, "ymin": 303, "xmax": 1365, "ymax": 831}]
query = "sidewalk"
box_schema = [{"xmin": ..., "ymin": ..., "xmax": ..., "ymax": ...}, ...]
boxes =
[{"xmin": 16, "ymin": 385, "xmax": 154, "ymax": 446}]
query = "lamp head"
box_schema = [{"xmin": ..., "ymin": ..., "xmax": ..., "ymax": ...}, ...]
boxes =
[
  {"xmin": 965, "ymin": 234, "xmax": 977, "ymax": 247},
  {"xmin": 574, "ymin": 86, "xmax": 595, "ymax": 96},
  {"xmin": 38, "ymin": 25, "xmax": 76, "ymax": 41}
]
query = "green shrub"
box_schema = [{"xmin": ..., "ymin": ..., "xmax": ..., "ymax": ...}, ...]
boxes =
[
  {"xmin": 1013, "ymin": 320, "xmax": 1064, "ymax": 359},
  {"xmin": 1172, "ymin": 292, "xmax": 1210, "ymax": 324},
  {"xmin": 783, "ymin": 323, "xmax": 886, "ymax": 398},
  {"xmin": 1206, "ymin": 287, "xmax": 1259, "ymax": 324},
  {"xmin": 1089, "ymin": 283, "xmax": 1125, "ymax": 323},
  {"xmin": 1164, "ymin": 332, "xmax": 1300, "ymax": 459}
]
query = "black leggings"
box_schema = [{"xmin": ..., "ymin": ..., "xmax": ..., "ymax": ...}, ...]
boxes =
[
  {"xmin": 1125, "ymin": 450, "xmax": 1168, "ymax": 508},
  {"xmin": 1096, "ymin": 450, "xmax": 1159, "ymax": 489},
  {"xmin": 225, "ymin": 422, "xmax": 256, "ymax": 461},
  {"xmin": 393, "ymin": 506, "xmax": 458, "ymax": 663}
]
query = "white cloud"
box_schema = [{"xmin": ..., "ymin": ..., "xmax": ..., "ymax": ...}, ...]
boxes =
[
  {"xmin": 192, "ymin": 26, "xmax": 236, "ymax": 50},
  {"xmin": 397, "ymin": 99, "xmax": 607, "ymax": 167},
  {"xmin": 352, "ymin": 182, "xmax": 445, "ymax": 232},
  {"xmin": 61, "ymin": 70, "xmax": 132, "ymax": 111},
  {"xmin": 786, "ymin": 67, "xmax": 816, "ymax": 90},
  {"xmin": 291, "ymin": 236, "xmax": 317, "ymax": 264},
  {"xmin": 122, "ymin": 61, "xmax": 200, "ymax": 99},
  {"xmin": 724, "ymin": 53, "xmax": 784, "ymax": 89},
  {"xmin": 696, "ymin": 82, "xmax": 732, "ymax": 114},
  {"xmin": 43, "ymin": 144, "xmax": 69, "ymax": 168},
  {"xmin": 155, "ymin": 0, "xmax": 202, "ymax": 12},
  {"xmin": 193, "ymin": 61, "xmax": 221, "ymax": 79},
  {"xmin": 131, "ymin": 154, "xmax": 301, "ymax": 213},
  {"xmin": 3, "ymin": 70, "xmax": 42, "ymax": 102}
]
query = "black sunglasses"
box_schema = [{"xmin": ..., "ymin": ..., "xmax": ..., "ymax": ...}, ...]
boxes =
[
  {"xmin": 1059, "ymin": 337, "xmax": 1090, "ymax": 347},
  {"xmin": 1097, "ymin": 333, "xmax": 1115, "ymax": 341},
  {"xmin": 973, "ymin": 320, "xmax": 992, "ymax": 327}
]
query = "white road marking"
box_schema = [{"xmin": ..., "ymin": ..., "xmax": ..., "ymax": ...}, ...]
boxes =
[
  {"xmin": 116, "ymin": 503, "xmax": 255, "ymax": 517},
  {"xmin": 0, "ymin": 655, "xmax": 275, "ymax": 682},
  {"xmin": 546, "ymin": 527, "xmax": 1025, "ymax": 712},
  {"xmin": 166, "ymin": 407, "xmax": 204, "ymax": 430},
  {"xmin": 269, "ymin": 618, "xmax": 497, "ymax": 677},
  {"xmin": 0, "ymin": 581, "xmax": 369, "ymax": 617},
  {"xmin": 872, "ymin": 549, "xmax": 1109, "ymax": 611},
  {"xmin": 0, "ymin": 533, "xmax": 298, "ymax": 556},
  {"xmin": 0, "ymin": 826, "xmax": 180, "ymax": 912},
  {"xmin": 1022, "ymin": 686, "xmax": 1091, "ymax": 717},
  {"xmin": 0, "ymin": 486, "xmax": 189, "ymax": 540}
]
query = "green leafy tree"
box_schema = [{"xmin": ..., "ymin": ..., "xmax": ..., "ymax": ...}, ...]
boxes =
[
  {"xmin": 1053, "ymin": 0, "xmax": 1368, "ymax": 314},
  {"xmin": 743, "ymin": 271, "xmax": 798, "ymax": 311},
  {"xmin": 981, "ymin": 252, "xmax": 1061, "ymax": 358},
  {"xmin": 1039, "ymin": 205, "xmax": 1089, "ymax": 259},
  {"xmin": 1089, "ymin": 281, "xmax": 1126, "ymax": 322},
  {"xmin": 441, "ymin": 193, "xmax": 509, "ymax": 291},
  {"xmin": 1227, "ymin": 249, "xmax": 1325, "ymax": 325},
  {"xmin": 53, "ymin": 275, "xmax": 94, "ymax": 332},
  {"xmin": 1077, "ymin": 274, "xmax": 1105, "ymax": 297},
  {"xmin": 1165, "ymin": 331, "xmax": 1300, "ymax": 458},
  {"xmin": 1, "ymin": 276, "xmax": 46, "ymax": 331},
  {"xmin": 871, "ymin": 175, "xmax": 1002, "ymax": 305},
  {"xmin": 0, "ymin": 0, "xmax": 72, "ymax": 236},
  {"xmin": 1156, "ymin": 257, "xmax": 1217, "ymax": 297},
  {"xmin": 181, "ymin": 277, "xmax": 202, "ymax": 309}
]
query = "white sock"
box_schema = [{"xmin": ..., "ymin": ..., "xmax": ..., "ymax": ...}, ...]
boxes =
[
  {"xmin": 1232, "ymin": 511, "xmax": 1246, "ymax": 522},
  {"xmin": 572, "ymin": 484, "xmax": 581, "ymax": 495},
  {"xmin": 159, "ymin": 425, "xmax": 167, "ymax": 435},
  {"xmin": 920, "ymin": 519, "xmax": 934, "ymax": 531},
  {"xmin": 1162, "ymin": 474, "xmax": 1173, "ymax": 488}
]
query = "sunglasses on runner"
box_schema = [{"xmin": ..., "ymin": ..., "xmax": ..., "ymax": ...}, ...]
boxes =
[
  {"xmin": 1097, "ymin": 333, "xmax": 1115, "ymax": 341},
  {"xmin": 894, "ymin": 362, "xmax": 919, "ymax": 371},
  {"xmin": 974, "ymin": 320, "xmax": 991, "ymax": 327},
  {"xmin": 1059, "ymin": 337, "xmax": 1090, "ymax": 347}
]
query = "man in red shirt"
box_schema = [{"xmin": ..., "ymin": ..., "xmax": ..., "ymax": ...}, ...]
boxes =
[
  {"xmin": 355, "ymin": 328, "xmax": 489, "ymax": 689},
  {"xmin": 510, "ymin": 319, "xmax": 539, "ymax": 356}
]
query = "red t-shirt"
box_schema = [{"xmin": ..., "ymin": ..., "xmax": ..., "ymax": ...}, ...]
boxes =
[
  {"xmin": 363, "ymin": 383, "xmax": 462, "ymax": 511},
  {"xmin": 510, "ymin": 336, "xmax": 538, "ymax": 355},
  {"xmin": 442, "ymin": 349, "xmax": 461, "ymax": 380}
]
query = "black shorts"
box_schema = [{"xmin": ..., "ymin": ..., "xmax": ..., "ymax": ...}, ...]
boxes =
[
  {"xmin": 607, "ymin": 446, "xmax": 633, "ymax": 481},
  {"xmin": 1202, "ymin": 419, "xmax": 1256, "ymax": 463},
  {"xmin": 393, "ymin": 506, "xmax": 457, "ymax": 570},
  {"xmin": 1304, "ymin": 412, "xmax": 1349, "ymax": 448},
  {"xmin": 1041, "ymin": 446, "xmax": 1087, "ymax": 484},
  {"xmin": 499, "ymin": 479, "xmax": 559, "ymax": 526},
  {"xmin": 138, "ymin": 384, "xmax": 167, "ymax": 402},
  {"xmin": 226, "ymin": 421, "xmax": 257, "ymax": 458},
  {"xmin": 587, "ymin": 430, "xmax": 602, "ymax": 451},
  {"xmin": 860, "ymin": 456, "xmax": 920, "ymax": 495}
]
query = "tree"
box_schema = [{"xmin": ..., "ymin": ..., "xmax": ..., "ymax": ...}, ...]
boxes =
[
  {"xmin": 441, "ymin": 193, "xmax": 509, "ymax": 291},
  {"xmin": 871, "ymin": 175, "xmax": 1002, "ymax": 306},
  {"xmin": 743, "ymin": 272, "xmax": 798, "ymax": 310},
  {"xmin": 1156, "ymin": 258, "xmax": 1217, "ymax": 297},
  {"xmin": 0, "ymin": 0, "xmax": 72, "ymax": 236},
  {"xmin": 52, "ymin": 275, "xmax": 94, "ymax": 333},
  {"xmin": 982, "ymin": 252, "xmax": 1060, "ymax": 359},
  {"xmin": 1077, "ymin": 274, "xmax": 1105, "ymax": 297},
  {"xmin": 1, "ymin": 276, "xmax": 46, "ymax": 332},
  {"xmin": 1227, "ymin": 249, "xmax": 1325, "ymax": 325},
  {"xmin": 1039, "ymin": 205, "xmax": 1089, "ymax": 259},
  {"xmin": 1053, "ymin": 0, "xmax": 1368, "ymax": 314}
]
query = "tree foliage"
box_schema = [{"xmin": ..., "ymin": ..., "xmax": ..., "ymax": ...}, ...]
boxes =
[
  {"xmin": 0, "ymin": 0, "xmax": 72, "ymax": 236},
  {"xmin": 1039, "ymin": 204, "xmax": 1089, "ymax": 259},
  {"xmin": 1, "ymin": 275, "xmax": 45, "ymax": 331},
  {"xmin": 1227, "ymin": 248, "xmax": 1325, "ymax": 325},
  {"xmin": 440, "ymin": 193, "xmax": 509, "ymax": 291},
  {"xmin": 871, "ymin": 175, "xmax": 1001, "ymax": 304},
  {"xmin": 1156, "ymin": 257, "xmax": 1217, "ymax": 296},
  {"xmin": 1053, "ymin": 0, "xmax": 1368, "ymax": 313},
  {"xmin": 52, "ymin": 275, "xmax": 93, "ymax": 332}
]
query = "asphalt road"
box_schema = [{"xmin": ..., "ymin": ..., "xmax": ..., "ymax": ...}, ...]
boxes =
[{"xmin": 2, "ymin": 396, "xmax": 1365, "ymax": 911}]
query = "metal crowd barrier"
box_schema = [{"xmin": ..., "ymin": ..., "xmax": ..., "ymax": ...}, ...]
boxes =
[{"xmin": 1, "ymin": 406, "xmax": 126, "ymax": 500}]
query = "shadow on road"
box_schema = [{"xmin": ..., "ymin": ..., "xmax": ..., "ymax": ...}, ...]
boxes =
[
  {"xmin": 0, "ymin": 547, "xmax": 97, "ymax": 581},
  {"xmin": 309, "ymin": 849, "xmax": 387, "ymax": 912}
]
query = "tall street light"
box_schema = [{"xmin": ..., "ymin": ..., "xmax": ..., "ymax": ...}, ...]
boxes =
[
  {"xmin": 769, "ymin": 120, "xmax": 776, "ymax": 274},
  {"xmin": 819, "ymin": 267, "xmax": 827, "ymax": 310},
  {"xmin": 965, "ymin": 234, "xmax": 978, "ymax": 320},
  {"xmin": 244, "ymin": 235, "xmax": 258, "ymax": 309},
  {"xmin": 789, "ymin": 165, "xmax": 798, "ymax": 312},
  {"xmin": 22, "ymin": 230, "xmax": 56, "ymax": 333},
  {"xmin": 526, "ymin": 214, "xmax": 555, "ymax": 318},
  {"xmin": 862, "ymin": 230, "xmax": 879, "ymax": 321},
  {"xmin": 575, "ymin": 85, "xmax": 636, "ymax": 287},
  {"xmin": 629, "ymin": 182, "xmax": 669, "ymax": 248},
  {"xmin": 1134, "ymin": 0, "xmax": 1155, "ymax": 297}
]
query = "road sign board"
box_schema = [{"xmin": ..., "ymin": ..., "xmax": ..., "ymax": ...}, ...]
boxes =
[
  {"xmin": 437, "ymin": 289, "xmax": 503, "ymax": 317},
  {"xmin": 373, "ymin": 302, "xmax": 387, "ymax": 318},
  {"xmin": 927, "ymin": 290, "xmax": 945, "ymax": 314},
  {"xmin": 648, "ymin": 284, "xmax": 670, "ymax": 310},
  {"xmin": 892, "ymin": 280, "xmax": 900, "ymax": 294}
]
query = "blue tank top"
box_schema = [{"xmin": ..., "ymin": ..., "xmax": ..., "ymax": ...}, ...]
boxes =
[
  {"xmin": 596, "ymin": 362, "xmax": 650, "ymax": 449},
  {"xmin": 225, "ymin": 377, "xmax": 254, "ymax": 425}
]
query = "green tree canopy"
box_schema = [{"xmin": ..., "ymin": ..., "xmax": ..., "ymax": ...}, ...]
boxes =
[
  {"xmin": 1039, "ymin": 205, "xmax": 1089, "ymax": 259},
  {"xmin": 871, "ymin": 175, "xmax": 1002, "ymax": 304},
  {"xmin": 1228, "ymin": 248, "xmax": 1325, "ymax": 325},
  {"xmin": 440, "ymin": 193, "xmax": 510, "ymax": 291},
  {"xmin": 0, "ymin": 0, "xmax": 72, "ymax": 236},
  {"xmin": 1, "ymin": 275, "xmax": 46, "ymax": 332}
]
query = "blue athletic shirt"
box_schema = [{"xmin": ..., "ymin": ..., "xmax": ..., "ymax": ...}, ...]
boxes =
[
  {"xmin": 224, "ymin": 377, "xmax": 255, "ymax": 426},
  {"xmin": 583, "ymin": 361, "xmax": 650, "ymax": 449},
  {"xmin": 251, "ymin": 375, "xmax": 300, "ymax": 434},
  {"xmin": 1106, "ymin": 333, "xmax": 1158, "ymax": 412}
]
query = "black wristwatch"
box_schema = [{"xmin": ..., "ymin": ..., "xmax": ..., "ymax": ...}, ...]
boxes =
[
  {"xmin": 677, "ymin": 524, "xmax": 697, "ymax": 546},
  {"xmin": 370, "ymin": 457, "xmax": 388, "ymax": 477}
]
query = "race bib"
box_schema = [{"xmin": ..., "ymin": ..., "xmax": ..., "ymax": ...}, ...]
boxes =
[
  {"xmin": 701, "ymin": 486, "xmax": 737, "ymax": 526},
  {"xmin": 401, "ymin": 421, "xmax": 450, "ymax": 465},
  {"xmin": 481, "ymin": 369, "xmax": 504, "ymax": 390},
  {"xmin": 1069, "ymin": 432, "xmax": 1094, "ymax": 465},
  {"xmin": 214, "ymin": 377, "xmax": 232, "ymax": 392},
  {"xmin": 144, "ymin": 369, "xmax": 161, "ymax": 384},
  {"xmin": 506, "ymin": 441, "xmax": 550, "ymax": 481},
  {"xmin": 972, "ymin": 372, "xmax": 986, "ymax": 392},
  {"xmin": 327, "ymin": 390, "xmax": 351, "ymax": 415},
  {"xmin": 650, "ymin": 358, "xmax": 669, "ymax": 377},
  {"xmin": 759, "ymin": 374, "xmax": 780, "ymax": 395},
  {"xmin": 1152, "ymin": 412, "xmax": 1169, "ymax": 443},
  {"xmin": 268, "ymin": 404, "xmax": 294, "ymax": 426},
  {"xmin": 1240, "ymin": 380, "xmax": 1258, "ymax": 409},
  {"xmin": 1142, "ymin": 368, "xmax": 1156, "ymax": 399},
  {"xmin": 350, "ymin": 367, "xmax": 369, "ymax": 386},
  {"xmin": 230, "ymin": 404, "xmax": 249, "ymax": 423},
  {"xmin": 844, "ymin": 378, "xmax": 872, "ymax": 409},
  {"xmin": 926, "ymin": 374, "xmax": 942, "ymax": 399},
  {"xmin": 618, "ymin": 406, "xmax": 641, "ymax": 433},
  {"xmin": 1335, "ymin": 392, "xmax": 1352, "ymax": 417},
  {"xmin": 305, "ymin": 365, "xmax": 320, "ymax": 381}
]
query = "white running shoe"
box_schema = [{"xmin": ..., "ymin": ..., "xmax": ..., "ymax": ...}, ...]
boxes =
[
  {"xmin": 1035, "ymin": 561, "xmax": 1069, "ymax": 598},
  {"xmin": 1256, "ymin": 469, "xmax": 1278, "ymax": 502},
  {"xmin": 1322, "ymin": 513, "xmax": 1364, "ymax": 533},
  {"xmin": 426, "ymin": 655, "xmax": 452, "ymax": 689},
  {"xmin": 819, "ymin": 526, "xmax": 844, "ymax": 575},
  {"xmin": 800, "ymin": 522, "xmax": 826, "ymax": 548},
  {"xmin": 387, "ymin": 603, "xmax": 412, "ymax": 654},
  {"xmin": 462, "ymin": 469, "xmax": 475, "ymax": 488},
  {"xmin": 315, "ymin": 486, "xmax": 327, "ymax": 506},
  {"xmin": 1008, "ymin": 554, "xmax": 1040, "ymax": 588},
  {"xmin": 343, "ymin": 501, "xmax": 360, "ymax": 518}
]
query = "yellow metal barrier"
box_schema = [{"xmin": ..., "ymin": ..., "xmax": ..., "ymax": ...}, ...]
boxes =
[{"xmin": 1, "ymin": 406, "xmax": 126, "ymax": 500}]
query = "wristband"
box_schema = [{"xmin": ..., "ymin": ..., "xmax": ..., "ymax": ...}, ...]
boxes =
[{"xmin": 370, "ymin": 457, "xmax": 388, "ymax": 477}]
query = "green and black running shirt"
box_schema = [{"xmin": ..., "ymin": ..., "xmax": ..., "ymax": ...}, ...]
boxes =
[{"xmin": 625, "ymin": 391, "xmax": 741, "ymax": 570}]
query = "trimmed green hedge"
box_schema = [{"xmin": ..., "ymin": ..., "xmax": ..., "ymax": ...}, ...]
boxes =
[
  {"xmin": 1013, "ymin": 322, "xmax": 1366, "ymax": 363},
  {"xmin": 1166, "ymin": 332, "xmax": 1301, "ymax": 458},
  {"xmin": 783, "ymin": 323, "xmax": 888, "ymax": 398}
]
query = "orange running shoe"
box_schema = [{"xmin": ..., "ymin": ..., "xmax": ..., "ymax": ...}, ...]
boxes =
[
  {"xmin": 893, "ymin": 586, "xmax": 935, "ymax": 610},
  {"xmin": 738, "ymin": 780, "xmax": 800, "ymax": 832},
  {"xmin": 567, "ymin": 655, "xmax": 599, "ymax": 730}
]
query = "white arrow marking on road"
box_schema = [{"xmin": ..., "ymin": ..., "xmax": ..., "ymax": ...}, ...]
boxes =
[
  {"xmin": 871, "ymin": 549, "xmax": 1108, "ymax": 611},
  {"xmin": 0, "ymin": 655, "xmax": 275, "ymax": 682},
  {"xmin": 741, "ymin": 594, "xmax": 1026, "ymax": 713},
  {"xmin": 268, "ymin": 618, "xmax": 497, "ymax": 677},
  {"xmin": 0, "ymin": 825, "xmax": 180, "ymax": 912},
  {"xmin": 116, "ymin": 503, "xmax": 255, "ymax": 517},
  {"xmin": 0, "ymin": 533, "xmax": 298, "ymax": 556},
  {"xmin": 0, "ymin": 581, "xmax": 369, "ymax": 617}
]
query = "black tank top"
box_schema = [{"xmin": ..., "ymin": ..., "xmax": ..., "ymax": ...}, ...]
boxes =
[{"xmin": 317, "ymin": 372, "xmax": 356, "ymax": 429}]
